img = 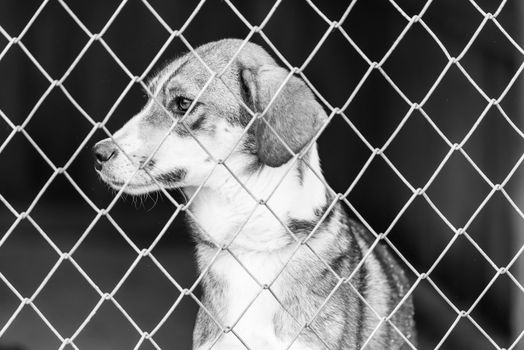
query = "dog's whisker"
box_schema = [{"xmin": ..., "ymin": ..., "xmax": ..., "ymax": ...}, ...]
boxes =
[{"xmin": 146, "ymin": 191, "xmax": 160, "ymax": 212}]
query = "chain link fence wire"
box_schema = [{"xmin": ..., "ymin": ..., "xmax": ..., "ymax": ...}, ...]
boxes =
[{"xmin": 0, "ymin": 0, "xmax": 523, "ymax": 349}]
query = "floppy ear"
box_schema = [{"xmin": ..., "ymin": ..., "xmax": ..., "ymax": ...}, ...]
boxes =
[{"xmin": 241, "ymin": 65, "xmax": 327, "ymax": 167}]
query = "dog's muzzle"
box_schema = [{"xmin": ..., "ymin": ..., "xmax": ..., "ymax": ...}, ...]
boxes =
[{"xmin": 92, "ymin": 139, "xmax": 118, "ymax": 171}]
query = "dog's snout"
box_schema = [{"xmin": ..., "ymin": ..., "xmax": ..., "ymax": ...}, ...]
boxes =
[{"xmin": 93, "ymin": 140, "xmax": 117, "ymax": 170}]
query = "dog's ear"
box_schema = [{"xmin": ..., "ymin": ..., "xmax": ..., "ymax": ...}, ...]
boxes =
[{"xmin": 240, "ymin": 65, "xmax": 327, "ymax": 167}]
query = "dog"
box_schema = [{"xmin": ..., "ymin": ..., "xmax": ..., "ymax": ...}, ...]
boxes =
[{"xmin": 93, "ymin": 39, "xmax": 416, "ymax": 350}]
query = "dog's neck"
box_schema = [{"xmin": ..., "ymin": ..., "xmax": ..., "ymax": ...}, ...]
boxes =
[{"xmin": 184, "ymin": 146, "xmax": 328, "ymax": 252}]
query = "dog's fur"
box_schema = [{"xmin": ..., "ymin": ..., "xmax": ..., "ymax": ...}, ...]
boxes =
[{"xmin": 93, "ymin": 39, "xmax": 416, "ymax": 349}]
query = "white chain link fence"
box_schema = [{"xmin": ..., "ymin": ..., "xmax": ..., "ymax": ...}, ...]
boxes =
[{"xmin": 0, "ymin": 0, "xmax": 523, "ymax": 349}]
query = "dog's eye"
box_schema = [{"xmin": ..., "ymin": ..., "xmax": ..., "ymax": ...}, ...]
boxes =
[{"xmin": 171, "ymin": 97, "xmax": 192, "ymax": 113}]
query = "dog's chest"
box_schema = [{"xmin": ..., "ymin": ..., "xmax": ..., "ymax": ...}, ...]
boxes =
[
  {"xmin": 191, "ymin": 193, "xmax": 291, "ymax": 250},
  {"xmin": 204, "ymin": 250, "xmax": 290, "ymax": 349}
]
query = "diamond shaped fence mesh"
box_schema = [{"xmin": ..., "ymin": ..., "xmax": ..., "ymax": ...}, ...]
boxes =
[{"xmin": 0, "ymin": 0, "xmax": 523, "ymax": 349}]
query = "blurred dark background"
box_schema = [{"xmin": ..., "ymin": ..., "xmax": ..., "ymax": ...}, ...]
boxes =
[{"xmin": 0, "ymin": 0, "xmax": 523, "ymax": 349}]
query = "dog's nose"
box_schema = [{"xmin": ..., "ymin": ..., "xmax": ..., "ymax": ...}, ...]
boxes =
[{"xmin": 93, "ymin": 139, "xmax": 117, "ymax": 170}]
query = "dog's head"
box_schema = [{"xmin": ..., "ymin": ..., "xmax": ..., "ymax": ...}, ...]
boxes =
[{"xmin": 93, "ymin": 39, "xmax": 327, "ymax": 194}]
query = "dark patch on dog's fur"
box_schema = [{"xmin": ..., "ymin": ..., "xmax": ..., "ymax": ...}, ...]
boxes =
[
  {"xmin": 165, "ymin": 107, "xmax": 215, "ymax": 137},
  {"xmin": 173, "ymin": 122, "xmax": 191, "ymax": 137},
  {"xmin": 355, "ymin": 256, "xmax": 368, "ymax": 348},
  {"xmin": 342, "ymin": 224, "xmax": 365, "ymax": 348},
  {"xmin": 145, "ymin": 159, "xmax": 156, "ymax": 169},
  {"xmin": 286, "ymin": 191, "xmax": 335, "ymax": 238},
  {"xmin": 136, "ymin": 156, "xmax": 156, "ymax": 171},
  {"xmin": 238, "ymin": 66, "xmax": 253, "ymax": 112},
  {"xmin": 350, "ymin": 222, "xmax": 410, "ymax": 344},
  {"xmin": 237, "ymin": 64, "xmax": 266, "ymax": 171},
  {"xmin": 175, "ymin": 116, "xmax": 208, "ymax": 137},
  {"xmin": 238, "ymin": 63, "xmax": 256, "ymax": 126},
  {"xmin": 239, "ymin": 128, "xmax": 257, "ymax": 154},
  {"xmin": 347, "ymin": 219, "xmax": 417, "ymax": 346},
  {"xmin": 156, "ymin": 168, "xmax": 187, "ymax": 184},
  {"xmin": 238, "ymin": 104, "xmax": 255, "ymax": 131},
  {"xmin": 237, "ymin": 127, "xmax": 262, "ymax": 174},
  {"xmin": 242, "ymin": 157, "xmax": 263, "ymax": 176},
  {"xmin": 329, "ymin": 254, "xmax": 349, "ymax": 277},
  {"xmin": 190, "ymin": 114, "xmax": 207, "ymax": 131}
]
